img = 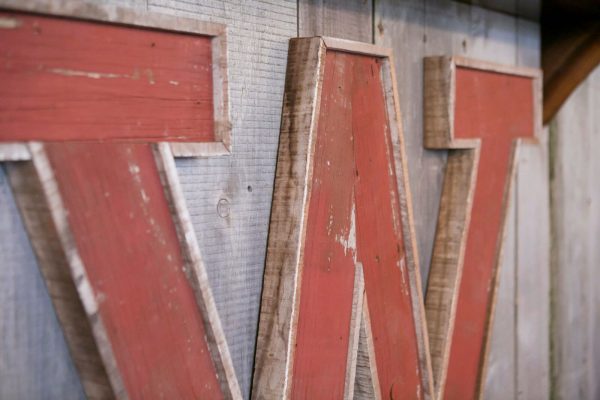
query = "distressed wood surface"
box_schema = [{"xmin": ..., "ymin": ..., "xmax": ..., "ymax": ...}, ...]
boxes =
[
  {"xmin": 423, "ymin": 57, "xmax": 540, "ymax": 399},
  {"xmin": 550, "ymin": 64, "xmax": 600, "ymax": 400},
  {"xmin": 253, "ymin": 38, "xmax": 432, "ymax": 399},
  {"xmin": 36, "ymin": 142, "xmax": 233, "ymax": 399},
  {"xmin": 0, "ymin": 11, "xmax": 215, "ymax": 143},
  {"xmin": 251, "ymin": 37, "xmax": 325, "ymax": 400},
  {"xmin": 376, "ymin": 3, "xmax": 548, "ymax": 399},
  {"xmin": 146, "ymin": 2, "xmax": 297, "ymax": 396},
  {"xmin": 0, "ymin": 1, "xmax": 554, "ymax": 399},
  {"xmin": 0, "ymin": 7, "xmax": 241, "ymax": 399},
  {"xmin": 299, "ymin": 0, "xmax": 372, "ymax": 41}
]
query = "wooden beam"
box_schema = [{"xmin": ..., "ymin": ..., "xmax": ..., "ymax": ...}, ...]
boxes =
[
  {"xmin": 542, "ymin": 23, "xmax": 600, "ymax": 123},
  {"xmin": 542, "ymin": 0, "xmax": 600, "ymax": 123}
]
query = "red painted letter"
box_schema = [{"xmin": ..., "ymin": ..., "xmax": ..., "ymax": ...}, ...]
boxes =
[
  {"xmin": 0, "ymin": 11, "xmax": 238, "ymax": 399},
  {"xmin": 423, "ymin": 56, "xmax": 541, "ymax": 399},
  {"xmin": 253, "ymin": 38, "xmax": 432, "ymax": 399}
]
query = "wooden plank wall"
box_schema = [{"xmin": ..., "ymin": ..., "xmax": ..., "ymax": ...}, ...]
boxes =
[
  {"xmin": 0, "ymin": 1, "xmax": 552, "ymax": 399},
  {"xmin": 550, "ymin": 65, "xmax": 600, "ymax": 400},
  {"xmin": 0, "ymin": 167, "xmax": 85, "ymax": 400}
]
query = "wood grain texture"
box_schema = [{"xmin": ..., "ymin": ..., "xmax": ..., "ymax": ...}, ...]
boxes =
[
  {"xmin": 0, "ymin": 7, "xmax": 241, "ymax": 399},
  {"xmin": 251, "ymin": 37, "xmax": 326, "ymax": 400},
  {"xmin": 253, "ymin": 37, "xmax": 433, "ymax": 400},
  {"xmin": 298, "ymin": 0, "xmax": 372, "ymax": 42},
  {"xmin": 423, "ymin": 56, "xmax": 541, "ymax": 400},
  {"xmin": 0, "ymin": 11, "xmax": 215, "ymax": 143},
  {"xmin": 375, "ymin": 4, "xmax": 549, "ymax": 399},
  {"xmin": 38, "ymin": 142, "xmax": 230, "ymax": 399},
  {"xmin": 550, "ymin": 64, "xmax": 600, "ymax": 400},
  {"xmin": 146, "ymin": 2, "xmax": 297, "ymax": 395},
  {"xmin": 0, "ymin": 2, "xmax": 554, "ymax": 399}
]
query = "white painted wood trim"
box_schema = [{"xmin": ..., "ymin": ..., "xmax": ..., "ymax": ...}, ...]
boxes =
[{"xmin": 0, "ymin": 143, "xmax": 31, "ymax": 161}]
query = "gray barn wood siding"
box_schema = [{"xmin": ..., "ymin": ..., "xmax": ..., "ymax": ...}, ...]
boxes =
[
  {"xmin": 0, "ymin": 167, "xmax": 85, "ymax": 400},
  {"xmin": 0, "ymin": 1, "xmax": 562, "ymax": 399},
  {"xmin": 550, "ymin": 64, "xmax": 600, "ymax": 400}
]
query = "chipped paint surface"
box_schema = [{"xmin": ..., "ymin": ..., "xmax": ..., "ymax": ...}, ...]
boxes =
[
  {"xmin": 0, "ymin": 17, "xmax": 20, "ymax": 29},
  {"xmin": 42, "ymin": 142, "xmax": 225, "ymax": 399},
  {"xmin": 48, "ymin": 68, "xmax": 124, "ymax": 80},
  {"xmin": 290, "ymin": 50, "xmax": 425, "ymax": 399}
]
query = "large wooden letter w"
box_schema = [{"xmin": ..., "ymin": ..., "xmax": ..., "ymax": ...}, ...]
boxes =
[
  {"xmin": 253, "ymin": 38, "xmax": 433, "ymax": 399},
  {"xmin": 423, "ymin": 57, "xmax": 542, "ymax": 399},
  {"xmin": 0, "ymin": 9, "xmax": 240, "ymax": 399}
]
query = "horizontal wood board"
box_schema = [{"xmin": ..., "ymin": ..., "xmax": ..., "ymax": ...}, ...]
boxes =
[{"xmin": 0, "ymin": 11, "xmax": 215, "ymax": 142}]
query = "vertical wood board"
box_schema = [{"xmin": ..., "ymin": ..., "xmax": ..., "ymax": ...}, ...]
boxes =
[{"xmin": 550, "ymin": 64, "xmax": 600, "ymax": 400}]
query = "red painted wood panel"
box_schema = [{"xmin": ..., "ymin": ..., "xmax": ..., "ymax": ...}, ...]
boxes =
[
  {"xmin": 291, "ymin": 51, "xmax": 423, "ymax": 399},
  {"xmin": 445, "ymin": 67, "xmax": 534, "ymax": 399},
  {"xmin": 0, "ymin": 11, "xmax": 214, "ymax": 142},
  {"xmin": 0, "ymin": 11, "xmax": 226, "ymax": 398},
  {"xmin": 291, "ymin": 50, "xmax": 357, "ymax": 398},
  {"xmin": 352, "ymin": 56, "xmax": 423, "ymax": 399},
  {"xmin": 45, "ymin": 142, "xmax": 223, "ymax": 399}
]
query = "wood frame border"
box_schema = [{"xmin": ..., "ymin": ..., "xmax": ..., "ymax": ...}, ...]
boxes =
[
  {"xmin": 0, "ymin": 0, "xmax": 231, "ymax": 159},
  {"xmin": 423, "ymin": 56, "xmax": 542, "ymax": 399},
  {"xmin": 252, "ymin": 36, "xmax": 433, "ymax": 399}
]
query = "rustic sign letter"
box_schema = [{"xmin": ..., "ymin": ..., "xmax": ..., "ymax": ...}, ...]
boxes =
[
  {"xmin": 252, "ymin": 37, "xmax": 433, "ymax": 399},
  {"xmin": 0, "ymin": 6, "xmax": 239, "ymax": 399},
  {"xmin": 423, "ymin": 56, "xmax": 542, "ymax": 399}
]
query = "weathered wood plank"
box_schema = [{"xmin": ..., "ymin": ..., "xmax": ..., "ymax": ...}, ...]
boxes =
[
  {"xmin": 514, "ymin": 17, "xmax": 550, "ymax": 400},
  {"xmin": 299, "ymin": 0, "xmax": 372, "ymax": 42},
  {"xmin": 253, "ymin": 37, "xmax": 433, "ymax": 400},
  {"xmin": 250, "ymin": 36, "xmax": 325, "ymax": 400},
  {"xmin": 482, "ymin": 189, "xmax": 517, "ymax": 400},
  {"xmin": 550, "ymin": 64, "xmax": 600, "ymax": 400},
  {"xmin": 0, "ymin": 11, "xmax": 215, "ymax": 143},
  {"xmin": 40, "ymin": 142, "xmax": 231, "ymax": 398},
  {"xmin": 146, "ymin": 2, "xmax": 297, "ymax": 396},
  {"xmin": 423, "ymin": 56, "xmax": 541, "ymax": 399}
]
